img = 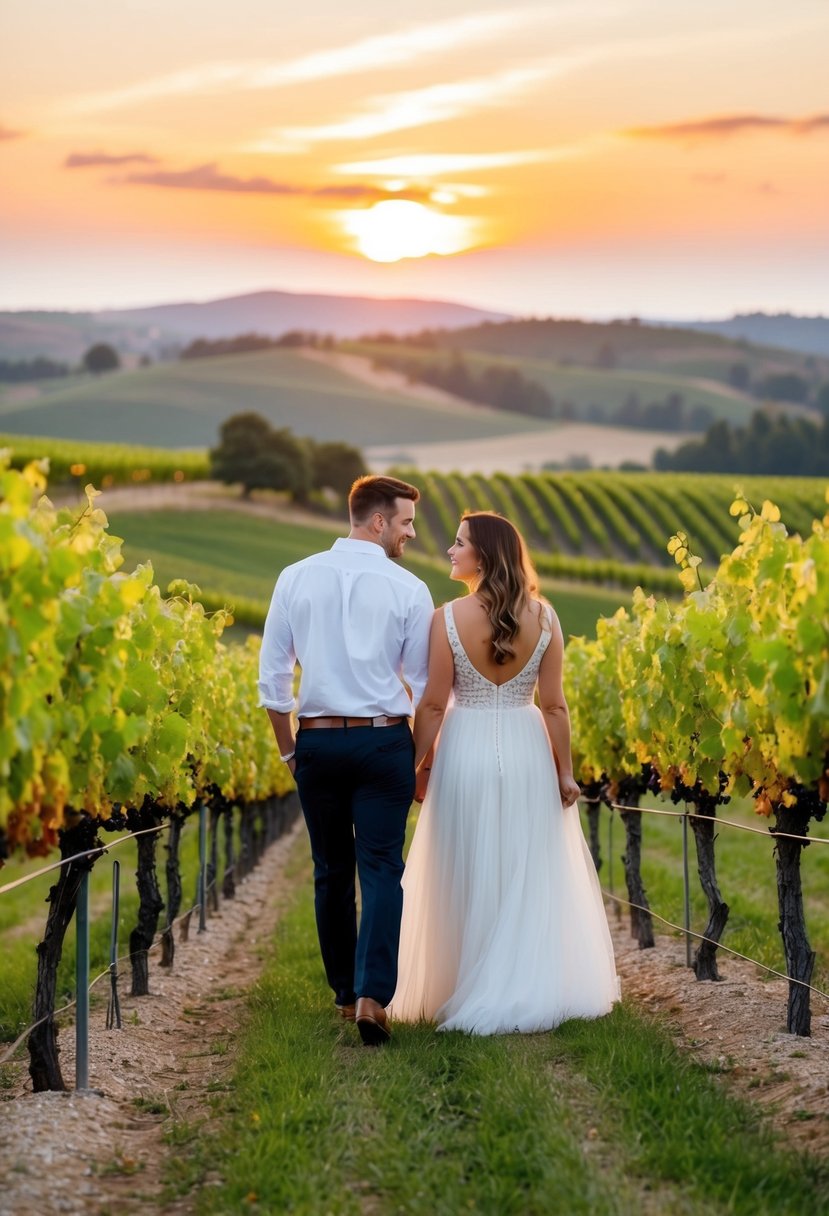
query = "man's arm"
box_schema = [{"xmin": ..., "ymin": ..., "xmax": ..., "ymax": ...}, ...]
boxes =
[
  {"xmin": 258, "ymin": 574, "xmax": 298, "ymax": 767},
  {"xmin": 401, "ymin": 582, "xmax": 435, "ymax": 708}
]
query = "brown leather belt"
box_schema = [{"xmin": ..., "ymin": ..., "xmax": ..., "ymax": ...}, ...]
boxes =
[{"xmin": 299, "ymin": 715, "xmax": 405, "ymax": 730}]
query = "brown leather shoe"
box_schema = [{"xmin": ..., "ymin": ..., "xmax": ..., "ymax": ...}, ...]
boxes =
[
  {"xmin": 355, "ymin": 997, "xmax": 391, "ymax": 1046},
  {"xmin": 336, "ymin": 1003, "xmax": 356, "ymax": 1022}
]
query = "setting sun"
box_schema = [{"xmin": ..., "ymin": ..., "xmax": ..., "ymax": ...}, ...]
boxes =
[{"xmin": 340, "ymin": 199, "xmax": 478, "ymax": 263}]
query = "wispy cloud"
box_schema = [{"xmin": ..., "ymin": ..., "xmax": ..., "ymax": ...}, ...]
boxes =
[
  {"xmin": 250, "ymin": 61, "xmax": 573, "ymax": 151},
  {"xmin": 0, "ymin": 124, "xmax": 24, "ymax": 141},
  {"xmin": 66, "ymin": 9, "xmax": 538, "ymax": 115},
  {"xmin": 333, "ymin": 150, "xmax": 560, "ymax": 177},
  {"xmin": 122, "ymin": 163, "xmax": 297, "ymax": 195},
  {"xmin": 625, "ymin": 113, "xmax": 829, "ymax": 141},
  {"xmin": 119, "ymin": 161, "xmax": 427, "ymax": 201},
  {"xmin": 65, "ymin": 151, "xmax": 160, "ymax": 168}
]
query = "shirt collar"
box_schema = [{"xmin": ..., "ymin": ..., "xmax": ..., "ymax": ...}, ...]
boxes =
[{"xmin": 332, "ymin": 537, "xmax": 388, "ymax": 558}]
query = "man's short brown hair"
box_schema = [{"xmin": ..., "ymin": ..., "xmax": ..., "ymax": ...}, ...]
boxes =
[{"xmin": 348, "ymin": 475, "xmax": 420, "ymax": 523}]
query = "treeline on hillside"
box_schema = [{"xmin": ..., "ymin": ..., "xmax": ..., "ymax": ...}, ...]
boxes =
[
  {"xmin": 654, "ymin": 411, "xmax": 829, "ymax": 474},
  {"xmin": 0, "ymin": 357, "xmax": 70, "ymax": 382},
  {"xmin": 369, "ymin": 349, "xmax": 711, "ymax": 431},
  {"xmin": 370, "ymin": 351, "xmax": 558, "ymax": 419},
  {"xmin": 0, "ymin": 344, "xmax": 123, "ymax": 382},
  {"xmin": 181, "ymin": 331, "xmax": 335, "ymax": 359},
  {"xmin": 210, "ymin": 411, "xmax": 365, "ymax": 500},
  {"xmin": 361, "ymin": 320, "xmax": 829, "ymax": 411}
]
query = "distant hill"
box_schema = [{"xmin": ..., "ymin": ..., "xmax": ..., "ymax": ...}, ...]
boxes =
[
  {"xmin": 0, "ymin": 290, "xmax": 509, "ymax": 361},
  {"xmin": 0, "ymin": 347, "xmax": 549, "ymax": 449},
  {"xmin": 349, "ymin": 317, "xmax": 829, "ymax": 432},
  {"xmin": 400, "ymin": 316, "xmax": 829, "ymax": 378},
  {"xmin": 669, "ymin": 313, "xmax": 829, "ymax": 360}
]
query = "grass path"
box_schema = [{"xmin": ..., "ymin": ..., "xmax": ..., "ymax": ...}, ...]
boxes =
[{"xmin": 170, "ymin": 842, "xmax": 829, "ymax": 1215}]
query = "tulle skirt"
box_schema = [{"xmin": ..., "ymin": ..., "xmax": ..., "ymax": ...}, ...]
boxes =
[{"xmin": 390, "ymin": 704, "xmax": 620, "ymax": 1035}]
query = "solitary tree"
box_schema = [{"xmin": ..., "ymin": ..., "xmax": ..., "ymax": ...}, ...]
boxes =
[
  {"xmin": 82, "ymin": 343, "xmax": 120, "ymax": 374},
  {"xmin": 310, "ymin": 441, "xmax": 366, "ymax": 495},
  {"xmin": 210, "ymin": 412, "xmax": 310, "ymax": 499}
]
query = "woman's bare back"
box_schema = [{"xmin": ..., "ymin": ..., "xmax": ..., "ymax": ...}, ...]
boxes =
[{"xmin": 450, "ymin": 594, "xmax": 549, "ymax": 687}]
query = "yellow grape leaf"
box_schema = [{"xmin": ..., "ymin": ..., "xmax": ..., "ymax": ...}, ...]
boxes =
[
  {"xmin": 673, "ymin": 547, "xmax": 688, "ymax": 565},
  {"xmin": 730, "ymin": 498, "xmax": 749, "ymax": 516},
  {"xmin": 760, "ymin": 499, "xmax": 781, "ymax": 523},
  {"xmin": 678, "ymin": 567, "xmax": 698, "ymax": 592},
  {"xmin": 22, "ymin": 460, "xmax": 49, "ymax": 493},
  {"xmin": 687, "ymin": 555, "xmax": 702, "ymax": 569}
]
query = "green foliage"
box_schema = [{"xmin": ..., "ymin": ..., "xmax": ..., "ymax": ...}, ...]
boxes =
[
  {"xmin": 564, "ymin": 491, "xmax": 829, "ymax": 817},
  {"xmin": 309, "ymin": 439, "xmax": 365, "ymax": 495},
  {"xmin": 0, "ymin": 433, "xmax": 209, "ymax": 487},
  {"xmin": 0, "ymin": 457, "xmax": 293, "ymax": 860},
  {"xmin": 82, "ymin": 343, "xmax": 120, "ymax": 374},
  {"xmin": 210, "ymin": 412, "xmax": 311, "ymax": 500},
  {"xmin": 655, "ymin": 411, "xmax": 829, "ymax": 475}
]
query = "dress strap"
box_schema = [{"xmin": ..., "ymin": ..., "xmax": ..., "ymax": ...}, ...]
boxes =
[{"xmin": 443, "ymin": 601, "xmax": 462, "ymax": 655}]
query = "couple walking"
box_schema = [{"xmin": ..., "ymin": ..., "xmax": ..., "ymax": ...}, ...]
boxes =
[{"xmin": 258, "ymin": 475, "xmax": 618, "ymax": 1045}]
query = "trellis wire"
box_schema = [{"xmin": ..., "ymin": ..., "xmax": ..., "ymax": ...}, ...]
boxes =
[{"xmin": 0, "ymin": 822, "xmax": 172, "ymax": 896}]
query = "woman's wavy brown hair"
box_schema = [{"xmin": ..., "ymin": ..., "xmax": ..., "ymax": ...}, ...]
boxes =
[{"xmin": 463, "ymin": 512, "xmax": 543, "ymax": 665}]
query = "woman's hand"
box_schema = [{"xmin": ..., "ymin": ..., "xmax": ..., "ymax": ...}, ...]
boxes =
[
  {"xmin": 559, "ymin": 774, "xmax": 580, "ymax": 808},
  {"xmin": 414, "ymin": 765, "xmax": 431, "ymax": 803}
]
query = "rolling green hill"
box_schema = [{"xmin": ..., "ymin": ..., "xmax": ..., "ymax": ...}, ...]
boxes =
[
  {"xmin": 349, "ymin": 340, "xmax": 760, "ymax": 428},
  {"xmin": 109, "ymin": 508, "xmax": 627, "ymax": 640},
  {"xmin": 395, "ymin": 317, "xmax": 829, "ymax": 380},
  {"xmin": 0, "ymin": 349, "xmax": 554, "ymax": 449}
]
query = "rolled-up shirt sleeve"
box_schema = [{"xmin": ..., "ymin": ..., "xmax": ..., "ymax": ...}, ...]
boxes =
[
  {"xmin": 257, "ymin": 573, "xmax": 298, "ymax": 712},
  {"xmin": 401, "ymin": 584, "xmax": 434, "ymax": 708}
]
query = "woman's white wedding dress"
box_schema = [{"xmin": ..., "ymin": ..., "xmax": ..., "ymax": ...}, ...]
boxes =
[{"xmin": 391, "ymin": 602, "xmax": 619, "ymax": 1035}]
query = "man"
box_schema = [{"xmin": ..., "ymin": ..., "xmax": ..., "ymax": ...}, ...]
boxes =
[{"xmin": 258, "ymin": 475, "xmax": 433, "ymax": 1045}]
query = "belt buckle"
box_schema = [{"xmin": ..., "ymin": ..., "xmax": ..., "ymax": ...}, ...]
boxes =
[{"xmin": 371, "ymin": 715, "xmax": 387, "ymax": 727}]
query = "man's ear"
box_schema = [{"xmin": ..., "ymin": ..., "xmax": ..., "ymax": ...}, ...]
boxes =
[{"xmin": 371, "ymin": 511, "xmax": 386, "ymax": 534}]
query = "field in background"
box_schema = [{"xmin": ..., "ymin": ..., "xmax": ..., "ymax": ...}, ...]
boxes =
[
  {"xmin": 108, "ymin": 508, "xmax": 629, "ymax": 640},
  {"xmin": 348, "ymin": 340, "xmax": 762, "ymax": 427},
  {"xmin": 0, "ymin": 349, "xmax": 554, "ymax": 449}
]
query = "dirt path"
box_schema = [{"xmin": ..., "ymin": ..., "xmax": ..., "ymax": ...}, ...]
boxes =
[
  {"xmin": 2, "ymin": 824, "xmax": 827, "ymax": 1216},
  {"xmin": 609, "ymin": 912, "xmax": 829, "ymax": 1157},
  {"xmin": 0, "ymin": 817, "xmax": 305, "ymax": 1216}
]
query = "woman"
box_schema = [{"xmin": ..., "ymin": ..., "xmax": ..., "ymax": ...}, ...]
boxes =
[{"xmin": 390, "ymin": 512, "xmax": 619, "ymax": 1035}]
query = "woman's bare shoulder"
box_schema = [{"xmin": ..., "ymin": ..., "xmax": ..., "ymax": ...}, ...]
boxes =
[
  {"xmin": 446, "ymin": 594, "xmax": 477, "ymax": 617},
  {"xmin": 531, "ymin": 598, "xmax": 558, "ymax": 630}
]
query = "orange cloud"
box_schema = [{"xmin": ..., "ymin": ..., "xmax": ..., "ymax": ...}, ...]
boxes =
[
  {"xmin": 625, "ymin": 113, "xmax": 829, "ymax": 141},
  {"xmin": 117, "ymin": 162, "xmax": 428, "ymax": 202},
  {"xmin": 65, "ymin": 151, "xmax": 160, "ymax": 168}
]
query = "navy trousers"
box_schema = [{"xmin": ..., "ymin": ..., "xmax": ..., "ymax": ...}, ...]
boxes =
[{"xmin": 293, "ymin": 720, "xmax": 415, "ymax": 1008}]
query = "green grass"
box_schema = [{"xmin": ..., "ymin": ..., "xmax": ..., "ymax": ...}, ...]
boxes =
[
  {"xmin": 0, "ymin": 813, "xmax": 222, "ymax": 1044},
  {"xmin": 0, "ymin": 349, "xmax": 552, "ymax": 449},
  {"xmin": 172, "ymin": 843, "xmax": 829, "ymax": 1215}
]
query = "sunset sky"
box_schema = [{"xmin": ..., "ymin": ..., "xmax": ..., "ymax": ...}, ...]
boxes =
[{"xmin": 2, "ymin": 0, "xmax": 828, "ymax": 318}]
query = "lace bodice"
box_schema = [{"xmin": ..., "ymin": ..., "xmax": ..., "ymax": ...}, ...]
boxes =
[{"xmin": 443, "ymin": 601, "xmax": 552, "ymax": 710}]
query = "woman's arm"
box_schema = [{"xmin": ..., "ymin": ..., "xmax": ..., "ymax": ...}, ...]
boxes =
[
  {"xmin": 413, "ymin": 609, "xmax": 454, "ymax": 769},
  {"xmin": 537, "ymin": 611, "xmax": 580, "ymax": 808}
]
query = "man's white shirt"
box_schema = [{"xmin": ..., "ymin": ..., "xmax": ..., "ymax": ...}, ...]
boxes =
[{"xmin": 258, "ymin": 538, "xmax": 434, "ymax": 717}]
